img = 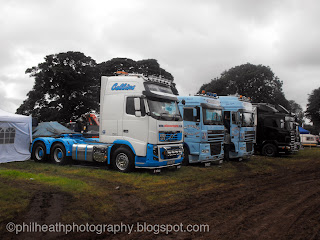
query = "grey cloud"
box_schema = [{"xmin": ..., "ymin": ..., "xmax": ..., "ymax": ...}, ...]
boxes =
[{"xmin": 0, "ymin": 0, "xmax": 319, "ymax": 113}]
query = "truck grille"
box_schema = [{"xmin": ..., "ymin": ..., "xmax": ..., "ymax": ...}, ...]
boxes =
[
  {"xmin": 244, "ymin": 131, "xmax": 255, "ymax": 142},
  {"xmin": 159, "ymin": 145, "xmax": 183, "ymax": 160},
  {"xmin": 210, "ymin": 143, "xmax": 222, "ymax": 156},
  {"xmin": 207, "ymin": 130, "xmax": 225, "ymax": 143},
  {"xmin": 290, "ymin": 131, "xmax": 297, "ymax": 151},
  {"xmin": 246, "ymin": 142, "xmax": 253, "ymax": 152},
  {"xmin": 159, "ymin": 131, "xmax": 182, "ymax": 142}
]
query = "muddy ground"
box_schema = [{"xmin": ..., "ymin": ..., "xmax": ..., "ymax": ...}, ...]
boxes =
[{"xmin": 3, "ymin": 155, "xmax": 320, "ymax": 240}]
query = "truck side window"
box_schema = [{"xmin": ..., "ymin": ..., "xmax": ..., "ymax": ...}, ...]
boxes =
[
  {"xmin": 232, "ymin": 112, "xmax": 237, "ymax": 124},
  {"xmin": 183, "ymin": 108, "xmax": 194, "ymax": 121},
  {"xmin": 264, "ymin": 118, "xmax": 278, "ymax": 128},
  {"xmin": 126, "ymin": 97, "xmax": 146, "ymax": 116},
  {"xmin": 195, "ymin": 107, "xmax": 200, "ymax": 122}
]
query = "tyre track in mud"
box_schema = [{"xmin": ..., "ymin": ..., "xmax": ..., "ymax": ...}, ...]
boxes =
[
  {"xmin": 124, "ymin": 162, "xmax": 320, "ymax": 240},
  {"xmin": 4, "ymin": 159, "xmax": 320, "ymax": 240}
]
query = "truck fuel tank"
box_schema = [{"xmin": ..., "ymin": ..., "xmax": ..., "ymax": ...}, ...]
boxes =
[{"xmin": 72, "ymin": 144, "xmax": 110, "ymax": 162}]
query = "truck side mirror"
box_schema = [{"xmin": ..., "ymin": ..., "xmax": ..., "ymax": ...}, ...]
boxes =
[
  {"xmin": 237, "ymin": 113, "xmax": 242, "ymax": 126},
  {"xmin": 193, "ymin": 108, "xmax": 197, "ymax": 117},
  {"xmin": 134, "ymin": 98, "xmax": 142, "ymax": 117},
  {"xmin": 193, "ymin": 106, "xmax": 200, "ymax": 122},
  {"xmin": 134, "ymin": 98, "xmax": 141, "ymax": 111}
]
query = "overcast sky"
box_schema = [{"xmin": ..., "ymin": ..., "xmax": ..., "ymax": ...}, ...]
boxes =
[{"xmin": 1, "ymin": 0, "xmax": 319, "ymax": 113}]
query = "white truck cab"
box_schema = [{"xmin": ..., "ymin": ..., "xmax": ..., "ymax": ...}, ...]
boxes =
[{"xmin": 99, "ymin": 73, "xmax": 183, "ymax": 172}]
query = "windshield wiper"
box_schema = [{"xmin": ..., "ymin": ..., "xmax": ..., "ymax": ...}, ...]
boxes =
[
  {"xmin": 174, "ymin": 114, "xmax": 181, "ymax": 121},
  {"xmin": 159, "ymin": 112, "xmax": 172, "ymax": 120}
]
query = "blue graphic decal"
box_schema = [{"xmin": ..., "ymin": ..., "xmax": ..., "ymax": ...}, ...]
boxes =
[{"xmin": 111, "ymin": 83, "xmax": 136, "ymax": 91}]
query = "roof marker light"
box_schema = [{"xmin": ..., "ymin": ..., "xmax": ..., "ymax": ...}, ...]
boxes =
[{"xmin": 116, "ymin": 71, "xmax": 128, "ymax": 75}]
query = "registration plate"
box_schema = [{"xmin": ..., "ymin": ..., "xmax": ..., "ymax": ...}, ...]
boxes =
[
  {"xmin": 167, "ymin": 160, "xmax": 175, "ymax": 165},
  {"xmin": 204, "ymin": 162, "xmax": 211, "ymax": 167}
]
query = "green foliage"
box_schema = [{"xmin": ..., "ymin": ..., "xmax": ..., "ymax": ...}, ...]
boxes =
[
  {"xmin": 302, "ymin": 124, "xmax": 319, "ymax": 135},
  {"xmin": 0, "ymin": 169, "xmax": 89, "ymax": 192},
  {"xmin": 98, "ymin": 58, "xmax": 178, "ymax": 94},
  {"xmin": 305, "ymin": 87, "xmax": 320, "ymax": 130},
  {"xmin": 199, "ymin": 63, "xmax": 290, "ymax": 108},
  {"xmin": 16, "ymin": 54, "xmax": 177, "ymax": 121},
  {"xmin": 288, "ymin": 100, "xmax": 304, "ymax": 126},
  {"xmin": 16, "ymin": 51, "xmax": 100, "ymax": 122}
]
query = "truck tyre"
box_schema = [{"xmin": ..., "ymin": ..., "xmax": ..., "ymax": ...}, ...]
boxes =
[
  {"xmin": 51, "ymin": 143, "xmax": 69, "ymax": 165},
  {"xmin": 112, "ymin": 147, "xmax": 135, "ymax": 173},
  {"xmin": 262, "ymin": 143, "xmax": 277, "ymax": 157},
  {"xmin": 182, "ymin": 146, "xmax": 189, "ymax": 166},
  {"xmin": 32, "ymin": 142, "xmax": 47, "ymax": 162}
]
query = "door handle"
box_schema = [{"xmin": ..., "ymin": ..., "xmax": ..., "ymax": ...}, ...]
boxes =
[{"xmin": 123, "ymin": 130, "xmax": 129, "ymax": 133}]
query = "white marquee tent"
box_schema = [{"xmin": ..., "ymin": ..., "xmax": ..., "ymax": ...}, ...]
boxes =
[{"xmin": 0, "ymin": 109, "xmax": 32, "ymax": 163}]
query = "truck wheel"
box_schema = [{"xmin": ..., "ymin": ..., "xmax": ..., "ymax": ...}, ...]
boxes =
[
  {"xmin": 51, "ymin": 143, "xmax": 68, "ymax": 165},
  {"xmin": 32, "ymin": 142, "xmax": 47, "ymax": 162},
  {"xmin": 182, "ymin": 146, "xmax": 189, "ymax": 166},
  {"xmin": 112, "ymin": 147, "xmax": 135, "ymax": 173},
  {"xmin": 262, "ymin": 144, "xmax": 277, "ymax": 157}
]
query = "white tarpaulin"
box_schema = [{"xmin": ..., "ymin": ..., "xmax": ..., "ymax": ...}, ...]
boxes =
[{"xmin": 0, "ymin": 109, "xmax": 32, "ymax": 163}]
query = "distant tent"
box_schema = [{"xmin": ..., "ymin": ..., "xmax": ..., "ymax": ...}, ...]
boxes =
[
  {"xmin": 0, "ymin": 109, "xmax": 32, "ymax": 163},
  {"xmin": 299, "ymin": 126, "xmax": 310, "ymax": 134}
]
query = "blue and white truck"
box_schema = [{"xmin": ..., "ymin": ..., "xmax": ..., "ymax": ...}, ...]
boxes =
[
  {"xmin": 219, "ymin": 95, "xmax": 256, "ymax": 161},
  {"xmin": 177, "ymin": 93, "xmax": 225, "ymax": 166},
  {"xmin": 31, "ymin": 73, "xmax": 184, "ymax": 172}
]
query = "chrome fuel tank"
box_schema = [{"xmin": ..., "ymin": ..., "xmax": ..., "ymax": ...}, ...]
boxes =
[{"xmin": 72, "ymin": 144, "xmax": 110, "ymax": 162}]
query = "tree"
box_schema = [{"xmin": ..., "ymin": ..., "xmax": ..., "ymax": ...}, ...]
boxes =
[
  {"xmin": 199, "ymin": 63, "xmax": 289, "ymax": 108},
  {"xmin": 305, "ymin": 87, "xmax": 320, "ymax": 130},
  {"xmin": 98, "ymin": 58, "xmax": 178, "ymax": 94},
  {"xmin": 17, "ymin": 54, "xmax": 178, "ymax": 122},
  {"xmin": 288, "ymin": 100, "xmax": 304, "ymax": 126},
  {"xmin": 303, "ymin": 124, "xmax": 319, "ymax": 135},
  {"xmin": 17, "ymin": 51, "xmax": 100, "ymax": 122}
]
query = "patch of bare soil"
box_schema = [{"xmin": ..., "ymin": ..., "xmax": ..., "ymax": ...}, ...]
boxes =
[
  {"xmin": 3, "ymin": 191, "xmax": 70, "ymax": 240},
  {"xmin": 116, "ymin": 161, "xmax": 320, "ymax": 240},
  {"xmin": 4, "ymin": 159, "xmax": 320, "ymax": 240}
]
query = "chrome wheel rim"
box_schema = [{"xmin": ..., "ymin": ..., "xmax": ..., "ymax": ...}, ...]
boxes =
[
  {"xmin": 115, "ymin": 153, "xmax": 129, "ymax": 171},
  {"xmin": 53, "ymin": 148, "xmax": 63, "ymax": 163},
  {"xmin": 35, "ymin": 146, "xmax": 44, "ymax": 160}
]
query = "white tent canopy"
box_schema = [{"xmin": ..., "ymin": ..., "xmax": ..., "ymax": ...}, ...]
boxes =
[{"xmin": 0, "ymin": 109, "xmax": 32, "ymax": 163}]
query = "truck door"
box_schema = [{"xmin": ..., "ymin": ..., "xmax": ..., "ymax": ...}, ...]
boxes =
[
  {"xmin": 183, "ymin": 107, "xmax": 201, "ymax": 153},
  {"xmin": 122, "ymin": 96, "xmax": 149, "ymax": 155},
  {"xmin": 231, "ymin": 111, "xmax": 240, "ymax": 151}
]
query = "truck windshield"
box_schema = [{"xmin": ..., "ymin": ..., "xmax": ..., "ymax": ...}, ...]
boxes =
[
  {"xmin": 202, "ymin": 108, "xmax": 223, "ymax": 125},
  {"xmin": 148, "ymin": 99, "xmax": 182, "ymax": 121},
  {"xmin": 241, "ymin": 112, "xmax": 254, "ymax": 127}
]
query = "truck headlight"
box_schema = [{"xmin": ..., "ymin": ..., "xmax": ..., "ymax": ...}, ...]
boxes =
[
  {"xmin": 160, "ymin": 133, "xmax": 166, "ymax": 141},
  {"xmin": 201, "ymin": 131, "xmax": 207, "ymax": 140}
]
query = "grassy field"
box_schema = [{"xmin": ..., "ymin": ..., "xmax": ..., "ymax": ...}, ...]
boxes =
[{"xmin": 0, "ymin": 147, "xmax": 319, "ymax": 237}]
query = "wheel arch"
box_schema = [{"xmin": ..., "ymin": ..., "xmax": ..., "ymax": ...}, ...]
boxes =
[
  {"xmin": 31, "ymin": 138, "xmax": 53, "ymax": 155},
  {"xmin": 50, "ymin": 140, "xmax": 73, "ymax": 156},
  {"xmin": 108, "ymin": 140, "xmax": 136, "ymax": 165}
]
